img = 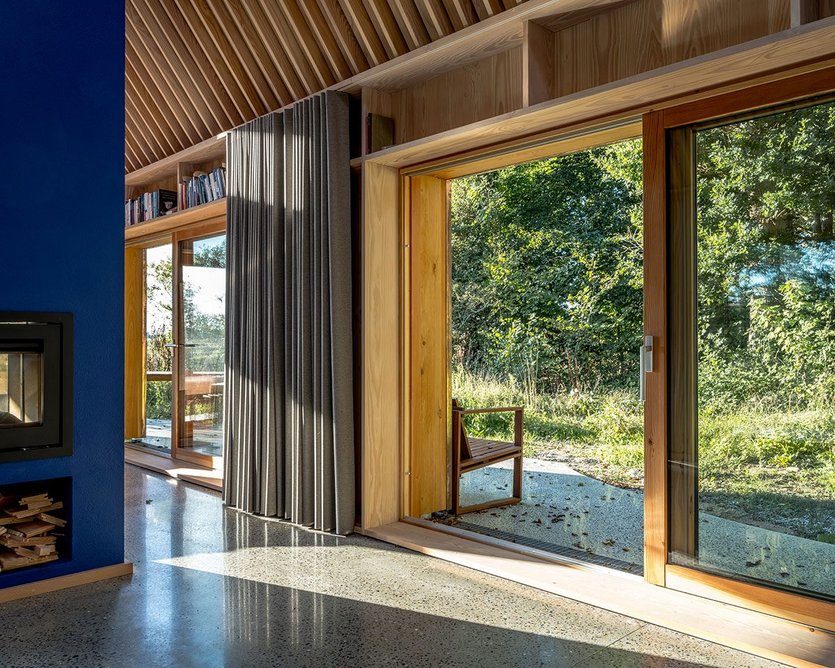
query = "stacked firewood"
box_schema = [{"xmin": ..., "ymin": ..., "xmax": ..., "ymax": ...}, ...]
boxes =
[{"xmin": 0, "ymin": 491, "xmax": 65, "ymax": 572}]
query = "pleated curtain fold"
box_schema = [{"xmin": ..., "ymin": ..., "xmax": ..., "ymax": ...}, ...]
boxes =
[{"xmin": 223, "ymin": 91, "xmax": 354, "ymax": 535}]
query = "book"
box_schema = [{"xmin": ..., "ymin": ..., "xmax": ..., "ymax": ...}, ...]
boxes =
[
  {"xmin": 181, "ymin": 165, "xmax": 226, "ymax": 210},
  {"xmin": 124, "ymin": 188, "xmax": 178, "ymax": 226}
]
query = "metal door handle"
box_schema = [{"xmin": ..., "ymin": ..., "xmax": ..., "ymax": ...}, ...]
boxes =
[
  {"xmin": 163, "ymin": 343, "xmax": 197, "ymax": 348},
  {"xmin": 639, "ymin": 335, "xmax": 653, "ymax": 402}
]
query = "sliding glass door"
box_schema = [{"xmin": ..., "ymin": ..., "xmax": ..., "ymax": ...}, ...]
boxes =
[
  {"xmin": 128, "ymin": 242, "xmax": 174, "ymax": 453},
  {"xmin": 669, "ymin": 98, "xmax": 835, "ymax": 601},
  {"xmin": 176, "ymin": 233, "xmax": 226, "ymax": 464},
  {"xmin": 126, "ymin": 228, "xmax": 226, "ymax": 470}
]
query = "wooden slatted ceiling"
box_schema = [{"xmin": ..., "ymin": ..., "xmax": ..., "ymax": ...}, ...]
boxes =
[{"xmin": 124, "ymin": 0, "xmax": 523, "ymax": 173}]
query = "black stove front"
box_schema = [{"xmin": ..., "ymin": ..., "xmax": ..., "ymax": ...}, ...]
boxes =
[{"xmin": 0, "ymin": 313, "xmax": 72, "ymax": 462}]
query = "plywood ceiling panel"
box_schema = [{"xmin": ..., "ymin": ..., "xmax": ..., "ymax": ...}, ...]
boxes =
[{"xmin": 125, "ymin": 0, "xmax": 516, "ymax": 173}]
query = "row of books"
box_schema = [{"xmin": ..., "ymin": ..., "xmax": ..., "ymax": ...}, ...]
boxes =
[
  {"xmin": 181, "ymin": 166, "xmax": 226, "ymax": 209},
  {"xmin": 123, "ymin": 166, "xmax": 227, "ymax": 227},
  {"xmin": 125, "ymin": 189, "xmax": 177, "ymax": 226}
]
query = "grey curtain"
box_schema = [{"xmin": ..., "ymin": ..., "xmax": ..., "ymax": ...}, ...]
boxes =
[{"xmin": 224, "ymin": 91, "xmax": 354, "ymax": 535}]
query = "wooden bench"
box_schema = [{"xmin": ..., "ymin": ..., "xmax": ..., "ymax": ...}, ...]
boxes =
[{"xmin": 452, "ymin": 399, "xmax": 523, "ymax": 514}]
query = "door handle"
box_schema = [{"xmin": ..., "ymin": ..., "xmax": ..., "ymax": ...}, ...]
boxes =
[
  {"xmin": 163, "ymin": 343, "xmax": 197, "ymax": 348},
  {"xmin": 639, "ymin": 336, "xmax": 654, "ymax": 403}
]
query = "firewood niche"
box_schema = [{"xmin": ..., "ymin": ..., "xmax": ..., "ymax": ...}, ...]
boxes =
[{"xmin": 0, "ymin": 478, "xmax": 70, "ymax": 573}]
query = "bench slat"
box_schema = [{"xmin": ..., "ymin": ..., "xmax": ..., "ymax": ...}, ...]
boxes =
[{"xmin": 462, "ymin": 437, "xmax": 521, "ymax": 472}]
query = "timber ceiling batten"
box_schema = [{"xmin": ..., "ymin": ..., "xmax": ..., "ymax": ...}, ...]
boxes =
[{"xmin": 125, "ymin": 0, "xmax": 513, "ymax": 173}]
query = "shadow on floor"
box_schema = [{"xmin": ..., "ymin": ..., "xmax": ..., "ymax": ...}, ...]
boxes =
[{"xmin": 0, "ymin": 465, "xmax": 788, "ymax": 667}]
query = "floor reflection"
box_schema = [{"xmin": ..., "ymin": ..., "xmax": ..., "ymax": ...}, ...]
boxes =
[{"xmin": 0, "ymin": 465, "xmax": 787, "ymax": 667}]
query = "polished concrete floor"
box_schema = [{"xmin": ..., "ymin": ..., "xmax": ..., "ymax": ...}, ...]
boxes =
[{"xmin": 0, "ymin": 465, "xmax": 787, "ymax": 667}]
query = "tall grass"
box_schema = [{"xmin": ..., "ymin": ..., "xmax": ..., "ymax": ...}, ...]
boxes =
[
  {"xmin": 453, "ymin": 366, "xmax": 644, "ymax": 481},
  {"xmin": 454, "ymin": 366, "xmax": 835, "ymax": 539}
]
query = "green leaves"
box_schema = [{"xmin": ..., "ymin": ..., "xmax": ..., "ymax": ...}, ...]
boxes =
[
  {"xmin": 696, "ymin": 100, "xmax": 835, "ymax": 414},
  {"xmin": 450, "ymin": 141, "xmax": 644, "ymax": 394}
]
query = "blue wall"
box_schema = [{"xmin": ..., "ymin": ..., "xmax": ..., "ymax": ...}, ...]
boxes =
[{"xmin": 0, "ymin": 3, "xmax": 125, "ymax": 586}]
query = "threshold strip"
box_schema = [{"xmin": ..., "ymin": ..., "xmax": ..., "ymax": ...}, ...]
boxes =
[{"xmin": 448, "ymin": 519, "xmax": 643, "ymax": 575}]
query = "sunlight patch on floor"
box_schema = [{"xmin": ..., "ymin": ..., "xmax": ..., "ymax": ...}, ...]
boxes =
[{"xmin": 156, "ymin": 544, "xmax": 615, "ymax": 643}]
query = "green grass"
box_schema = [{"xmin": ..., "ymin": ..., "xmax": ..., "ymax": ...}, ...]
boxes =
[{"xmin": 453, "ymin": 368, "xmax": 835, "ymax": 541}]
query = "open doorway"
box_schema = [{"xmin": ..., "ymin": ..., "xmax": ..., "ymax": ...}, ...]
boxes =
[{"xmin": 433, "ymin": 138, "xmax": 646, "ymax": 574}]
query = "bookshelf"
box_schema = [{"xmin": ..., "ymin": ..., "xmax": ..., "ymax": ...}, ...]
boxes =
[
  {"xmin": 124, "ymin": 198, "xmax": 226, "ymax": 243},
  {"xmin": 124, "ymin": 135, "xmax": 227, "ymax": 240}
]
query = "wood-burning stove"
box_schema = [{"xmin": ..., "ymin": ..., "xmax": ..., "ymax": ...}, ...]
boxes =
[{"xmin": 0, "ymin": 313, "xmax": 72, "ymax": 462}]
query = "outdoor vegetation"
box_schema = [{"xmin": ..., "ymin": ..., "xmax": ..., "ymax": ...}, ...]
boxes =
[
  {"xmin": 144, "ymin": 241, "xmax": 226, "ymax": 421},
  {"xmin": 145, "ymin": 251, "xmax": 173, "ymax": 420},
  {"xmin": 451, "ymin": 100, "xmax": 835, "ymax": 541}
]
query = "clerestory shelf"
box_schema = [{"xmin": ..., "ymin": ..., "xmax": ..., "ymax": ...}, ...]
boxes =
[{"xmin": 124, "ymin": 197, "xmax": 226, "ymax": 243}]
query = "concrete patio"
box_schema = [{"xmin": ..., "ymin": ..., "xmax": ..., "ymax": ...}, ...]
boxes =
[{"xmin": 439, "ymin": 458, "xmax": 835, "ymax": 597}]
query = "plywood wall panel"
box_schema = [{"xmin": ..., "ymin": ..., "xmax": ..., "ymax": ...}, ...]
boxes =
[
  {"xmin": 361, "ymin": 161, "xmax": 403, "ymax": 528},
  {"xmin": 554, "ymin": 0, "xmax": 664, "ymax": 98},
  {"xmin": 392, "ymin": 47, "xmax": 523, "ymax": 144},
  {"xmin": 553, "ymin": 0, "xmax": 792, "ymax": 98},
  {"xmin": 663, "ymin": 0, "xmax": 789, "ymax": 63}
]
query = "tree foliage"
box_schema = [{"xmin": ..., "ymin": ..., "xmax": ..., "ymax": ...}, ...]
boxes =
[
  {"xmin": 696, "ymin": 101, "xmax": 835, "ymax": 411},
  {"xmin": 451, "ymin": 100, "xmax": 835, "ymax": 417},
  {"xmin": 450, "ymin": 140, "xmax": 643, "ymax": 396},
  {"xmin": 144, "ymin": 239, "xmax": 227, "ymax": 419}
]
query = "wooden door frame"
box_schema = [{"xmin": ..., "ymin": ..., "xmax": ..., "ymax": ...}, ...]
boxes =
[
  {"xmin": 124, "ymin": 215, "xmax": 225, "ymax": 471},
  {"xmin": 359, "ymin": 24, "xmax": 835, "ymax": 534},
  {"xmin": 124, "ymin": 235, "xmax": 172, "ymax": 451},
  {"xmin": 648, "ymin": 66, "xmax": 835, "ymax": 630},
  {"xmin": 170, "ymin": 221, "xmax": 226, "ymax": 469},
  {"xmin": 403, "ymin": 121, "xmax": 644, "ymax": 517},
  {"xmin": 397, "ymin": 65, "xmax": 835, "ymax": 631}
]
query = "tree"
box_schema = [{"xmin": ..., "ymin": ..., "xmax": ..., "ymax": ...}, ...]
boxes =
[
  {"xmin": 450, "ymin": 140, "xmax": 644, "ymax": 396},
  {"xmin": 695, "ymin": 100, "xmax": 835, "ymax": 410}
]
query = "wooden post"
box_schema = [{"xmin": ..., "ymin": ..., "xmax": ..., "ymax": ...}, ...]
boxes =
[
  {"xmin": 451, "ymin": 408, "xmax": 460, "ymax": 513},
  {"xmin": 360, "ymin": 161, "xmax": 403, "ymax": 529},
  {"xmin": 408, "ymin": 174, "xmax": 450, "ymax": 517},
  {"xmin": 124, "ymin": 247, "xmax": 146, "ymax": 439},
  {"xmin": 513, "ymin": 408, "xmax": 524, "ymax": 500}
]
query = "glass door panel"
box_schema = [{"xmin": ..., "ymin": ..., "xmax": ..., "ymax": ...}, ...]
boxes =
[
  {"xmin": 130, "ymin": 242, "xmax": 174, "ymax": 453},
  {"xmin": 669, "ymin": 100, "xmax": 835, "ymax": 600},
  {"xmin": 176, "ymin": 234, "xmax": 226, "ymax": 462}
]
